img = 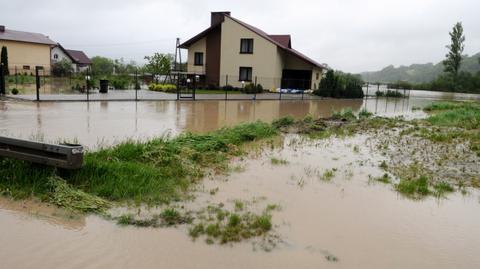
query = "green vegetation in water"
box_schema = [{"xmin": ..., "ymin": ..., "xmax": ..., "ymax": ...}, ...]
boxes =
[
  {"xmin": 321, "ymin": 169, "xmax": 336, "ymax": 181},
  {"xmin": 374, "ymin": 173, "xmax": 392, "ymax": 184},
  {"xmin": 375, "ymin": 90, "xmax": 405, "ymax": 98},
  {"xmin": 0, "ymin": 121, "xmax": 281, "ymax": 210},
  {"xmin": 116, "ymin": 208, "xmax": 193, "ymax": 227},
  {"xmin": 272, "ymin": 116, "xmax": 295, "ymax": 128},
  {"xmin": 270, "ymin": 157, "xmax": 289, "ymax": 165},
  {"xmin": 189, "ymin": 203, "xmax": 277, "ymax": 245},
  {"xmin": 332, "ymin": 108, "xmax": 356, "ymax": 120}
]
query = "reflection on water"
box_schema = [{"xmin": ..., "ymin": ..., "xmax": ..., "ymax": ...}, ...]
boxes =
[{"xmin": 0, "ymin": 98, "xmax": 431, "ymax": 148}]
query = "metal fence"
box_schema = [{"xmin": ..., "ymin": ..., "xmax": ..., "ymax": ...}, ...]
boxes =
[{"xmin": 1, "ymin": 64, "xmax": 321, "ymax": 102}]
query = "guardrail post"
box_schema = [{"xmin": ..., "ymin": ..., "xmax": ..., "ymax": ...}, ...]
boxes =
[{"xmin": 35, "ymin": 66, "xmax": 40, "ymax": 101}]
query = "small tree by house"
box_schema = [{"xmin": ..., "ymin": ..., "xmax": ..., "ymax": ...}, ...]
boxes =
[
  {"xmin": 91, "ymin": 56, "xmax": 115, "ymax": 77},
  {"xmin": 443, "ymin": 22, "xmax": 465, "ymax": 90},
  {"xmin": 144, "ymin": 53, "xmax": 173, "ymax": 76},
  {"xmin": 1, "ymin": 46, "xmax": 9, "ymax": 75},
  {"xmin": 52, "ymin": 59, "xmax": 73, "ymax": 77}
]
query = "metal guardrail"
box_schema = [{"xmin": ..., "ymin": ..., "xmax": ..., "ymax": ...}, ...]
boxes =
[{"xmin": 0, "ymin": 136, "xmax": 84, "ymax": 169}]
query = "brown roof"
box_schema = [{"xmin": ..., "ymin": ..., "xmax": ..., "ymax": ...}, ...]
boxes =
[
  {"xmin": 0, "ymin": 27, "xmax": 56, "ymax": 45},
  {"xmin": 66, "ymin": 49, "xmax": 91, "ymax": 65},
  {"xmin": 268, "ymin": 35, "xmax": 291, "ymax": 48},
  {"xmin": 180, "ymin": 14, "xmax": 324, "ymax": 69}
]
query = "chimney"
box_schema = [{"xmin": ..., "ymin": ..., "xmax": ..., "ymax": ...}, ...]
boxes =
[
  {"xmin": 211, "ymin": 12, "xmax": 230, "ymax": 26},
  {"xmin": 0, "ymin": 25, "xmax": 5, "ymax": 32}
]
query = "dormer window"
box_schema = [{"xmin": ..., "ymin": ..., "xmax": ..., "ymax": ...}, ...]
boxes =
[
  {"xmin": 240, "ymin": 39, "xmax": 254, "ymax": 54},
  {"xmin": 54, "ymin": 54, "xmax": 58, "ymax": 59}
]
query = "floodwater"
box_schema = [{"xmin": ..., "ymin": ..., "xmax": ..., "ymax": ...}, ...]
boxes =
[
  {"xmin": 1, "ymin": 96, "xmax": 480, "ymax": 268},
  {"xmin": 1, "ymin": 134, "xmax": 479, "ymax": 269},
  {"xmin": 0, "ymin": 97, "xmax": 433, "ymax": 148}
]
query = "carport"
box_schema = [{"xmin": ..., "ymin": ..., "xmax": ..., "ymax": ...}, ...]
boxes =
[{"xmin": 281, "ymin": 69, "xmax": 312, "ymax": 90}]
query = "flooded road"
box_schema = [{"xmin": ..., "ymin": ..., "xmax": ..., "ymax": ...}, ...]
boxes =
[
  {"xmin": 0, "ymin": 98, "xmax": 430, "ymax": 148},
  {"xmin": 1, "ymin": 134, "xmax": 479, "ymax": 269}
]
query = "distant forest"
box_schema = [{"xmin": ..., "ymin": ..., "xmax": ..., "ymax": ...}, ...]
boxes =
[{"xmin": 361, "ymin": 52, "xmax": 480, "ymax": 84}]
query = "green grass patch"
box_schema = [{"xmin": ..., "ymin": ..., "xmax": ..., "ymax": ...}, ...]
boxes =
[
  {"xmin": 189, "ymin": 204, "xmax": 274, "ymax": 245},
  {"xmin": 270, "ymin": 157, "xmax": 289, "ymax": 165},
  {"xmin": 0, "ymin": 121, "xmax": 279, "ymax": 209},
  {"xmin": 395, "ymin": 176, "xmax": 431, "ymax": 198}
]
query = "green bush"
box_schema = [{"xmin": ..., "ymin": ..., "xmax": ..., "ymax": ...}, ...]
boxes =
[
  {"xmin": 11, "ymin": 88, "xmax": 19, "ymax": 95},
  {"xmin": 314, "ymin": 70, "xmax": 364, "ymax": 99},
  {"xmin": 148, "ymin": 83, "xmax": 177, "ymax": 93},
  {"xmin": 242, "ymin": 83, "xmax": 263, "ymax": 94},
  {"xmin": 110, "ymin": 76, "xmax": 130, "ymax": 89}
]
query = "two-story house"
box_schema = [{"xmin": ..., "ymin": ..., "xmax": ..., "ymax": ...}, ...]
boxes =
[{"xmin": 179, "ymin": 12, "xmax": 325, "ymax": 91}]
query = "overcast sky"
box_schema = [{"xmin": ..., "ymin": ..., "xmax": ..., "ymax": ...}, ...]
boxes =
[{"xmin": 1, "ymin": 0, "xmax": 479, "ymax": 73}]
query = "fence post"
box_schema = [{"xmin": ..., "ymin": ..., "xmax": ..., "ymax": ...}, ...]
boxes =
[
  {"xmin": 176, "ymin": 74, "xmax": 180, "ymax": 100},
  {"xmin": 253, "ymin": 76, "xmax": 257, "ymax": 100},
  {"xmin": 0, "ymin": 63, "xmax": 5, "ymax": 95},
  {"xmin": 279, "ymin": 78, "xmax": 282, "ymax": 100},
  {"xmin": 135, "ymin": 69, "xmax": 138, "ymax": 101},
  {"xmin": 86, "ymin": 68, "xmax": 90, "ymax": 102},
  {"xmin": 35, "ymin": 66, "xmax": 40, "ymax": 101},
  {"xmin": 193, "ymin": 75, "xmax": 196, "ymax": 101},
  {"xmin": 14, "ymin": 66, "xmax": 18, "ymax": 89},
  {"xmin": 225, "ymin": 75, "xmax": 228, "ymax": 100}
]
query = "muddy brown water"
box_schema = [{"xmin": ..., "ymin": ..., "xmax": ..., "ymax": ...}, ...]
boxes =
[
  {"xmin": 0, "ymin": 98, "xmax": 429, "ymax": 148},
  {"xmin": 1, "ymin": 134, "xmax": 479, "ymax": 268},
  {"xmin": 1, "ymin": 98, "xmax": 480, "ymax": 268}
]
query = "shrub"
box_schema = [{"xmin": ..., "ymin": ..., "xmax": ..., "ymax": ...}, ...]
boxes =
[
  {"xmin": 314, "ymin": 70, "xmax": 364, "ymax": 98},
  {"xmin": 148, "ymin": 83, "xmax": 177, "ymax": 93},
  {"xmin": 222, "ymin": 85, "xmax": 234, "ymax": 91},
  {"xmin": 11, "ymin": 88, "xmax": 19, "ymax": 95},
  {"xmin": 242, "ymin": 83, "xmax": 263, "ymax": 94},
  {"xmin": 207, "ymin": 84, "xmax": 219, "ymax": 90},
  {"xmin": 110, "ymin": 76, "xmax": 130, "ymax": 89}
]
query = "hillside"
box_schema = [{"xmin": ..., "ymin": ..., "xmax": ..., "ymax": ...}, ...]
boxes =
[{"xmin": 361, "ymin": 53, "xmax": 480, "ymax": 83}]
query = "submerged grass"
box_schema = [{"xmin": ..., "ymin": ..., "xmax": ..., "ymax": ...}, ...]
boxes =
[
  {"xmin": 0, "ymin": 121, "xmax": 280, "ymax": 210},
  {"xmin": 189, "ymin": 203, "xmax": 276, "ymax": 245}
]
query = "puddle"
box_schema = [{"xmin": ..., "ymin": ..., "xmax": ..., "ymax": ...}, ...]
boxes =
[{"xmin": 1, "ymin": 134, "xmax": 479, "ymax": 269}]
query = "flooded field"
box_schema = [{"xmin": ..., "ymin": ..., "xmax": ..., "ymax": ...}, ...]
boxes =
[
  {"xmin": 1, "ymin": 134, "xmax": 479, "ymax": 269},
  {"xmin": 0, "ymin": 98, "xmax": 431, "ymax": 148},
  {"xmin": 1, "ymin": 97, "xmax": 480, "ymax": 269}
]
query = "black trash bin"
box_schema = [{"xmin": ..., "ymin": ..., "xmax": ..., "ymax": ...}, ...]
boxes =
[{"xmin": 99, "ymin": 80, "xmax": 109, "ymax": 93}]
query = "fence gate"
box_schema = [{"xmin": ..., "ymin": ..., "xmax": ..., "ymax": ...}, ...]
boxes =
[{"xmin": 175, "ymin": 73, "xmax": 196, "ymax": 100}]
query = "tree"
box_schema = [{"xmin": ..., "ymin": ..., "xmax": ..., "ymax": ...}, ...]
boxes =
[
  {"xmin": 144, "ymin": 53, "xmax": 173, "ymax": 75},
  {"xmin": 443, "ymin": 22, "xmax": 465, "ymax": 89},
  {"xmin": 1, "ymin": 46, "xmax": 9, "ymax": 75},
  {"xmin": 52, "ymin": 59, "xmax": 73, "ymax": 77},
  {"xmin": 91, "ymin": 56, "xmax": 114, "ymax": 77}
]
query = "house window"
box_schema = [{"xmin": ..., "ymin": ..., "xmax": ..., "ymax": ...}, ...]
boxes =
[
  {"xmin": 54, "ymin": 54, "xmax": 58, "ymax": 60},
  {"xmin": 239, "ymin": 67, "xmax": 252, "ymax": 82},
  {"xmin": 23, "ymin": 65, "xmax": 30, "ymax": 70},
  {"xmin": 240, "ymin": 39, "xmax": 254, "ymax": 54},
  {"xmin": 194, "ymin": 52, "xmax": 204, "ymax": 66},
  {"xmin": 316, "ymin": 72, "xmax": 320, "ymax": 80}
]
